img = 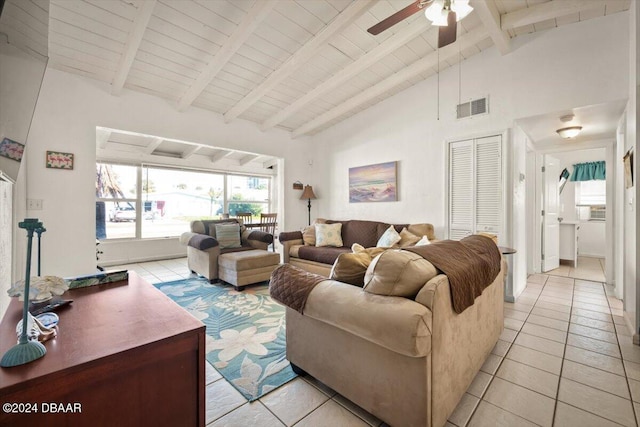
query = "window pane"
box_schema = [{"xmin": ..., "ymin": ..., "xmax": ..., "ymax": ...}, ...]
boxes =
[
  {"xmin": 141, "ymin": 167, "xmax": 224, "ymax": 238},
  {"xmin": 576, "ymin": 180, "xmax": 606, "ymax": 205},
  {"xmin": 103, "ymin": 201, "xmax": 136, "ymax": 239},
  {"xmin": 228, "ymin": 202, "xmax": 268, "ymax": 222},
  {"xmin": 96, "ymin": 163, "xmax": 137, "ymax": 199},
  {"xmin": 227, "ymin": 175, "xmax": 269, "ymax": 220}
]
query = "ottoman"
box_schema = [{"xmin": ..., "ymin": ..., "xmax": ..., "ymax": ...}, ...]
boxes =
[{"xmin": 218, "ymin": 249, "xmax": 280, "ymax": 290}]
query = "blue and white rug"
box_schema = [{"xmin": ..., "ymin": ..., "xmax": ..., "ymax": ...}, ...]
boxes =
[{"xmin": 154, "ymin": 277, "xmax": 296, "ymax": 401}]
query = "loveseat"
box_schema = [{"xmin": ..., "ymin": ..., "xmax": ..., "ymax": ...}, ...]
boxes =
[
  {"xmin": 279, "ymin": 219, "xmax": 437, "ymax": 276},
  {"xmin": 180, "ymin": 219, "xmax": 274, "ymax": 283},
  {"xmin": 271, "ymin": 242, "xmax": 505, "ymax": 427}
]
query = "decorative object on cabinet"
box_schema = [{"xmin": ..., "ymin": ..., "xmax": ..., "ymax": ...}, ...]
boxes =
[
  {"xmin": 1, "ymin": 218, "xmax": 47, "ymax": 367},
  {"xmin": 0, "ymin": 138, "xmax": 25, "ymax": 162},
  {"xmin": 45, "ymin": 150, "xmax": 74, "ymax": 170},
  {"xmin": 349, "ymin": 161, "xmax": 397, "ymax": 203}
]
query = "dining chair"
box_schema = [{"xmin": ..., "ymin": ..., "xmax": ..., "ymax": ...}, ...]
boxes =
[
  {"xmin": 260, "ymin": 213, "xmax": 278, "ymax": 251},
  {"xmin": 235, "ymin": 212, "xmax": 253, "ymax": 226}
]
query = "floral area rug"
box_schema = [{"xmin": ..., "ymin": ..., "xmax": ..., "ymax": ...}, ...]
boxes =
[{"xmin": 154, "ymin": 277, "xmax": 296, "ymax": 401}]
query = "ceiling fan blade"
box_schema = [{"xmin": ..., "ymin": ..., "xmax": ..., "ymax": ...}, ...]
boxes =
[
  {"xmin": 367, "ymin": 1, "xmax": 430, "ymax": 35},
  {"xmin": 438, "ymin": 11, "xmax": 457, "ymax": 48}
]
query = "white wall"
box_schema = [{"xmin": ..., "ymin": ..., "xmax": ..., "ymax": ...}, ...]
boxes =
[
  {"xmin": 310, "ymin": 14, "xmax": 629, "ymax": 285},
  {"xmin": 23, "ymin": 68, "xmax": 314, "ymax": 277},
  {"xmin": 510, "ymin": 127, "xmax": 528, "ymax": 299}
]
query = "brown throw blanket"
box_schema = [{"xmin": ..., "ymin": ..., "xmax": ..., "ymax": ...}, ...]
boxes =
[
  {"xmin": 406, "ymin": 235, "xmax": 502, "ymax": 314},
  {"xmin": 269, "ymin": 264, "xmax": 327, "ymax": 313}
]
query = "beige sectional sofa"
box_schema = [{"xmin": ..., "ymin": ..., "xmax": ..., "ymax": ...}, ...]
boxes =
[
  {"xmin": 278, "ymin": 248, "xmax": 505, "ymax": 427},
  {"xmin": 279, "ymin": 219, "xmax": 437, "ymax": 276}
]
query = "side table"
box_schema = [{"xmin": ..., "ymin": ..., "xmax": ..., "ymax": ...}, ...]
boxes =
[{"xmin": 499, "ymin": 246, "xmax": 517, "ymax": 303}]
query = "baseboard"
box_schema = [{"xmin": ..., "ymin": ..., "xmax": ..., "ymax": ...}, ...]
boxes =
[{"xmin": 100, "ymin": 253, "xmax": 186, "ymax": 267}]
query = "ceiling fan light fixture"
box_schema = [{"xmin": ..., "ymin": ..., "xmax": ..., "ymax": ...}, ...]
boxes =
[
  {"xmin": 425, "ymin": 1, "xmax": 448, "ymax": 26},
  {"xmin": 451, "ymin": 0, "xmax": 473, "ymax": 21},
  {"xmin": 556, "ymin": 126, "xmax": 583, "ymax": 139}
]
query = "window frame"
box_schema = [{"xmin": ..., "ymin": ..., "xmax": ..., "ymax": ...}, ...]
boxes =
[{"xmin": 96, "ymin": 161, "xmax": 273, "ymax": 240}]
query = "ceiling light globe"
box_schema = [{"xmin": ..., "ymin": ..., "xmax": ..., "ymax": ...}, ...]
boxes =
[
  {"xmin": 556, "ymin": 126, "xmax": 583, "ymax": 139},
  {"xmin": 425, "ymin": 0, "xmax": 447, "ymax": 25},
  {"xmin": 452, "ymin": 2, "xmax": 473, "ymax": 20}
]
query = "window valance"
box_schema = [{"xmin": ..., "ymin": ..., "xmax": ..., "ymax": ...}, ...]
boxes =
[{"xmin": 570, "ymin": 161, "xmax": 605, "ymax": 181}]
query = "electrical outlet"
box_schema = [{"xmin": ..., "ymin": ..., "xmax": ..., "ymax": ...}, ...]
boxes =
[{"xmin": 27, "ymin": 199, "xmax": 43, "ymax": 210}]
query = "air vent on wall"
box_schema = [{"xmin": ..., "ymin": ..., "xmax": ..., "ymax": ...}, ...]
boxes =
[{"xmin": 457, "ymin": 96, "xmax": 489, "ymax": 119}]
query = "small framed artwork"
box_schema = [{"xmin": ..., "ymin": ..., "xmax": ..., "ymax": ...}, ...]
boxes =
[
  {"xmin": 349, "ymin": 161, "xmax": 398, "ymax": 203},
  {"xmin": 0, "ymin": 138, "xmax": 25, "ymax": 162},
  {"xmin": 46, "ymin": 150, "xmax": 74, "ymax": 170}
]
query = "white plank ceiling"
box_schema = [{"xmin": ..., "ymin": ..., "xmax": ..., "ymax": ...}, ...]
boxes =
[{"xmin": 2, "ymin": 0, "xmax": 632, "ymax": 137}]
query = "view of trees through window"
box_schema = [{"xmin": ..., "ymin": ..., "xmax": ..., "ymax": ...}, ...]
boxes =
[{"xmin": 96, "ymin": 163, "xmax": 271, "ymax": 239}]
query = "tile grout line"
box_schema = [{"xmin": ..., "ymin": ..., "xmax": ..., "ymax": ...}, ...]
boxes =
[
  {"xmin": 607, "ymin": 288, "xmax": 640, "ymax": 427},
  {"xmin": 549, "ymin": 276, "xmax": 576, "ymax": 427},
  {"xmin": 460, "ymin": 275, "xmax": 548, "ymax": 427}
]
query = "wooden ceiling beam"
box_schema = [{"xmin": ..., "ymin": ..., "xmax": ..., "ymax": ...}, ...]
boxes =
[
  {"xmin": 96, "ymin": 128, "xmax": 112, "ymax": 149},
  {"xmin": 472, "ymin": 0, "xmax": 510, "ymax": 55},
  {"xmin": 501, "ymin": 0, "xmax": 618, "ymax": 30},
  {"xmin": 238, "ymin": 154, "xmax": 259, "ymax": 166},
  {"xmin": 144, "ymin": 137, "xmax": 163, "ymax": 154},
  {"xmin": 111, "ymin": 0, "xmax": 156, "ymax": 96},
  {"xmin": 210, "ymin": 150, "xmax": 232, "ymax": 164},
  {"xmin": 181, "ymin": 145, "xmax": 201, "ymax": 159},
  {"xmin": 260, "ymin": 16, "xmax": 431, "ymax": 131},
  {"xmin": 177, "ymin": 0, "xmax": 277, "ymax": 112},
  {"xmin": 223, "ymin": 0, "xmax": 374, "ymax": 123},
  {"xmin": 291, "ymin": 28, "xmax": 489, "ymax": 138},
  {"xmin": 263, "ymin": 158, "xmax": 278, "ymax": 169}
]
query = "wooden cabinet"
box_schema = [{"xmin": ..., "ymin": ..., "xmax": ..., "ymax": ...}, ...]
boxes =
[
  {"xmin": 559, "ymin": 222, "xmax": 579, "ymax": 267},
  {"xmin": 0, "ymin": 273, "xmax": 205, "ymax": 427}
]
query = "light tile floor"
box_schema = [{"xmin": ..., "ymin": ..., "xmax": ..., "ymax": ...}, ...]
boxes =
[
  {"xmin": 547, "ymin": 256, "xmax": 606, "ymax": 283},
  {"xmin": 111, "ymin": 258, "xmax": 639, "ymax": 426}
]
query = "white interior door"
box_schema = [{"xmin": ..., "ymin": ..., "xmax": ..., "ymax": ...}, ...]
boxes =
[{"xmin": 542, "ymin": 155, "xmax": 560, "ymax": 272}]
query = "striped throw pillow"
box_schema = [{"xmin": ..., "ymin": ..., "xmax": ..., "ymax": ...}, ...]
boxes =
[{"xmin": 215, "ymin": 223, "xmax": 242, "ymax": 249}]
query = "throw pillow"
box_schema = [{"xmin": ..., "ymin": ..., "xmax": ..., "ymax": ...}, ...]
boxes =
[
  {"xmin": 330, "ymin": 252, "xmax": 372, "ymax": 287},
  {"xmin": 351, "ymin": 243, "xmax": 365, "ymax": 253},
  {"xmin": 315, "ymin": 223, "xmax": 343, "ymax": 247},
  {"xmin": 398, "ymin": 228, "xmax": 421, "ymax": 247},
  {"xmin": 302, "ymin": 225, "xmax": 316, "ymax": 246},
  {"xmin": 215, "ymin": 223, "xmax": 242, "ymax": 249},
  {"xmin": 415, "ymin": 235, "xmax": 431, "ymax": 246},
  {"xmin": 376, "ymin": 225, "xmax": 402, "ymax": 248},
  {"xmin": 363, "ymin": 250, "xmax": 438, "ymax": 297}
]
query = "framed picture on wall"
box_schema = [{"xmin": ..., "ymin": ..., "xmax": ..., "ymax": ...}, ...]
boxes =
[
  {"xmin": 349, "ymin": 161, "xmax": 397, "ymax": 203},
  {"xmin": 46, "ymin": 151, "xmax": 74, "ymax": 170},
  {"xmin": 624, "ymin": 148, "xmax": 634, "ymax": 188},
  {"xmin": 0, "ymin": 138, "xmax": 25, "ymax": 162}
]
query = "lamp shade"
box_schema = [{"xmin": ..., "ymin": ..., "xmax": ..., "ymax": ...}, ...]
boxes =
[
  {"xmin": 556, "ymin": 126, "xmax": 582, "ymax": 139},
  {"xmin": 300, "ymin": 185, "xmax": 317, "ymax": 200}
]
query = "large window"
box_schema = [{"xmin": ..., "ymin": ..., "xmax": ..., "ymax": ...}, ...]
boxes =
[{"xmin": 96, "ymin": 163, "xmax": 272, "ymax": 240}]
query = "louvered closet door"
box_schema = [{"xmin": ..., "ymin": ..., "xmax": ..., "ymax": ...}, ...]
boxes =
[
  {"xmin": 449, "ymin": 140, "xmax": 474, "ymax": 240},
  {"xmin": 475, "ymin": 136, "xmax": 502, "ymax": 242}
]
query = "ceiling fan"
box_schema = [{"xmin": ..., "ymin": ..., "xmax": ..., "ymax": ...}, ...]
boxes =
[{"xmin": 367, "ymin": 0, "xmax": 473, "ymax": 48}]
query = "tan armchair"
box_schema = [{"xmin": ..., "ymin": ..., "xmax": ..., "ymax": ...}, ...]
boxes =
[{"xmin": 180, "ymin": 219, "xmax": 273, "ymax": 283}]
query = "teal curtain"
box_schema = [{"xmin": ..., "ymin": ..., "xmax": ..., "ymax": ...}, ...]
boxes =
[{"xmin": 570, "ymin": 161, "xmax": 606, "ymax": 181}]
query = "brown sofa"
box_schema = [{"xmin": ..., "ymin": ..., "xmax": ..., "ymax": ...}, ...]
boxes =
[
  {"xmin": 180, "ymin": 218, "xmax": 274, "ymax": 283},
  {"xmin": 279, "ymin": 219, "xmax": 437, "ymax": 276},
  {"xmin": 281, "ymin": 249, "xmax": 505, "ymax": 427}
]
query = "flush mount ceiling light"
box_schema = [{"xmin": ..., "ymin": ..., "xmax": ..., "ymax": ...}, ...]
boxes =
[{"xmin": 556, "ymin": 126, "xmax": 583, "ymax": 139}]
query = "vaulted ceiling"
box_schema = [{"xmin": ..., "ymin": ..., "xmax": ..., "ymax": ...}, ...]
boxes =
[{"xmin": 0, "ymin": 0, "xmax": 631, "ymax": 138}]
